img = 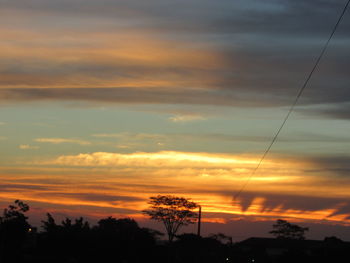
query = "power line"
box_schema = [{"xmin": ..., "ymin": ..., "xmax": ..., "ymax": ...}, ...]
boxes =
[{"xmin": 233, "ymin": 0, "xmax": 350, "ymax": 200}]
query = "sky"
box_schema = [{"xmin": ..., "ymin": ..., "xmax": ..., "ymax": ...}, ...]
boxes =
[{"xmin": 1, "ymin": 0, "xmax": 350, "ymax": 241}]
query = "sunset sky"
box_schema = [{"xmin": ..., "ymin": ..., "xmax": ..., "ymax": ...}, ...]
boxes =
[{"xmin": 1, "ymin": 0, "xmax": 350, "ymax": 240}]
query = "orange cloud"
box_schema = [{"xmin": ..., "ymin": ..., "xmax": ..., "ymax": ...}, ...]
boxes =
[
  {"xmin": 2, "ymin": 150, "xmax": 350, "ymax": 227},
  {"xmin": 0, "ymin": 24, "xmax": 226, "ymax": 91}
]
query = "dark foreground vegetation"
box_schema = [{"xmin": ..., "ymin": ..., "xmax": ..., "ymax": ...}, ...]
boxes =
[{"xmin": 1, "ymin": 200, "xmax": 349, "ymax": 263}]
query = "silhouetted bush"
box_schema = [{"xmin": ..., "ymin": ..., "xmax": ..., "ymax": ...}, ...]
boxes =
[{"xmin": 0, "ymin": 200, "xmax": 32, "ymax": 263}]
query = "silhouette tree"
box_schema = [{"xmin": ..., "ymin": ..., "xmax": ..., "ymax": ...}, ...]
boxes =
[
  {"xmin": 173, "ymin": 233, "xmax": 228, "ymax": 263},
  {"xmin": 208, "ymin": 232, "xmax": 233, "ymax": 245},
  {"xmin": 0, "ymin": 200, "xmax": 32, "ymax": 262},
  {"xmin": 39, "ymin": 213, "xmax": 92, "ymax": 263},
  {"xmin": 41, "ymin": 213, "xmax": 58, "ymax": 233},
  {"xmin": 270, "ymin": 219, "xmax": 309, "ymax": 240},
  {"xmin": 143, "ymin": 195, "xmax": 198, "ymax": 242},
  {"xmin": 94, "ymin": 216, "xmax": 159, "ymax": 263}
]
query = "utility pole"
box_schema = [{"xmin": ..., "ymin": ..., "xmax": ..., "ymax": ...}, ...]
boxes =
[{"xmin": 197, "ymin": 205, "xmax": 201, "ymax": 237}]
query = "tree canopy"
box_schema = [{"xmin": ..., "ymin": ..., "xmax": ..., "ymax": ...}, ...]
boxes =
[
  {"xmin": 143, "ymin": 195, "xmax": 198, "ymax": 242},
  {"xmin": 269, "ymin": 219, "xmax": 309, "ymax": 240},
  {"xmin": 0, "ymin": 200, "xmax": 32, "ymax": 262}
]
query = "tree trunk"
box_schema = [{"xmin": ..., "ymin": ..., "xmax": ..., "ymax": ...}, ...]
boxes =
[{"xmin": 168, "ymin": 232, "xmax": 174, "ymax": 243}]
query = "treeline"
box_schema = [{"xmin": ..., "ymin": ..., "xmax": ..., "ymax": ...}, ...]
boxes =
[
  {"xmin": 36, "ymin": 215, "xmax": 162, "ymax": 263},
  {"xmin": 0, "ymin": 200, "xmax": 231, "ymax": 263},
  {"xmin": 1, "ymin": 200, "xmax": 350, "ymax": 263}
]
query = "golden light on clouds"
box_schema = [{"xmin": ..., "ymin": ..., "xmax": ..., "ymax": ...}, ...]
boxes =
[
  {"xmin": 0, "ymin": 24, "xmax": 226, "ymax": 90},
  {"xmin": 0, "ymin": 150, "xmax": 344, "ymax": 226},
  {"xmin": 1, "ymin": 170, "xmax": 350, "ymax": 226},
  {"xmin": 51, "ymin": 151, "xmax": 260, "ymax": 168}
]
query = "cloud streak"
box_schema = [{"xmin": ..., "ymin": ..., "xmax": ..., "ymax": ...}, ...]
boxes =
[
  {"xmin": 0, "ymin": 0, "xmax": 349, "ymax": 117},
  {"xmin": 169, "ymin": 114, "xmax": 206, "ymax": 123},
  {"xmin": 35, "ymin": 138, "xmax": 91, "ymax": 145},
  {"xmin": 19, "ymin": 144, "xmax": 39, "ymax": 150},
  {"xmin": 2, "ymin": 163, "xmax": 350, "ymax": 226},
  {"xmin": 49, "ymin": 151, "xmax": 260, "ymax": 168}
]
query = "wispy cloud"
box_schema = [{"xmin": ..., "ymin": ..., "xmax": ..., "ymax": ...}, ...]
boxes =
[
  {"xmin": 35, "ymin": 138, "xmax": 91, "ymax": 145},
  {"xmin": 92, "ymin": 132, "xmax": 166, "ymax": 150},
  {"xmin": 92, "ymin": 133, "xmax": 123, "ymax": 138},
  {"xmin": 169, "ymin": 114, "xmax": 206, "ymax": 123},
  {"xmin": 92, "ymin": 132, "xmax": 165, "ymax": 140},
  {"xmin": 49, "ymin": 151, "xmax": 259, "ymax": 168},
  {"xmin": 19, "ymin": 144, "xmax": 39, "ymax": 150}
]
